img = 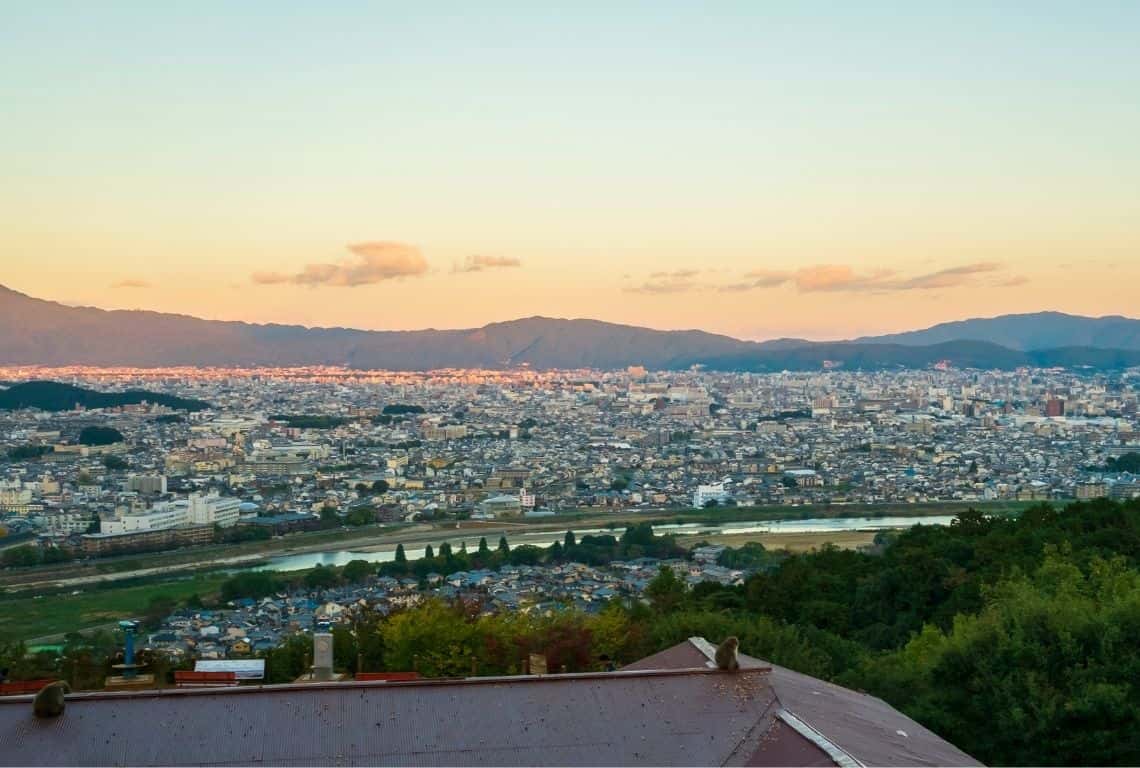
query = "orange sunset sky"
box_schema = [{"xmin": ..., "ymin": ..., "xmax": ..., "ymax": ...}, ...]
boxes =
[{"xmin": 2, "ymin": 4, "xmax": 1137, "ymax": 341}]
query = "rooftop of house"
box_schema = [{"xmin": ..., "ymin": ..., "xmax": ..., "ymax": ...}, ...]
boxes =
[{"xmin": 0, "ymin": 637, "xmax": 979, "ymax": 767}]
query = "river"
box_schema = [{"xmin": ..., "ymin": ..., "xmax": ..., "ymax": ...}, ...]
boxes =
[{"xmin": 251, "ymin": 514, "xmax": 957, "ymax": 573}]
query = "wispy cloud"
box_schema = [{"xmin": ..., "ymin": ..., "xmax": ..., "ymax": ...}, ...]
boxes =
[
  {"xmin": 453, "ymin": 254, "xmax": 522, "ymax": 273},
  {"xmin": 715, "ymin": 262, "xmax": 1008, "ymax": 294},
  {"xmin": 253, "ymin": 242, "xmax": 428, "ymax": 287},
  {"xmin": 895, "ymin": 262, "xmax": 1001, "ymax": 290},
  {"xmin": 112, "ymin": 279, "xmax": 151, "ymax": 289},
  {"xmin": 993, "ymin": 275, "xmax": 1029, "ymax": 287},
  {"xmin": 624, "ymin": 268, "xmax": 706, "ymax": 294}
]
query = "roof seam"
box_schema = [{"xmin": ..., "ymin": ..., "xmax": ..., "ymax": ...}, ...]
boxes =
[
  {"xmin": 688, "ymin": 635, "xmax": 719, "ymax": 668},
  {"xmin": 721, "ymin": 689, "xmax": 781, "ymax": 767},
  {"xmin": 777, "ymin": 709, "xmax": 865, "ymax": 768}
]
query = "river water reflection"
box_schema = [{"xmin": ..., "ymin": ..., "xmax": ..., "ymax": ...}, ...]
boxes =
[{"xmin": 250, "ymin": 514, "xmax": 958, "ymax": 573}]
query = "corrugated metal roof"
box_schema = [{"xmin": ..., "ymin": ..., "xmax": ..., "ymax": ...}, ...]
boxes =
[
  {"xmin": 0, "ymin": 669, "xmax": 780, "ymax": 767},
  {"xmin": 626, "ymin": 638, "xmax": 983, "ymax": 768}
]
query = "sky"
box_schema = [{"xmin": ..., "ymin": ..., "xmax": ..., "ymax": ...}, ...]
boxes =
[{"xmin": 2, "ymin": 2, "xmax": 1138, "ymax": 340}]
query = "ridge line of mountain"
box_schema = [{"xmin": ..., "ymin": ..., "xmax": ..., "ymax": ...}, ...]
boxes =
[{"xmin": 2, "ymin": 284, "xmax": 1139, "ymax": 370}]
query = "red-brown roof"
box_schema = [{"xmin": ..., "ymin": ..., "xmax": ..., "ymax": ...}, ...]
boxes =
[
  {"xmin": 626, "ymin": 637, "xmax": 982, "ymax": 768},
  {"xmin": 3, "ymin": 668, "xmax": 777, "ymax": 766},
  {"xmin": 0, "ymin": 639, "xmax": 980, "ymax": 767}
]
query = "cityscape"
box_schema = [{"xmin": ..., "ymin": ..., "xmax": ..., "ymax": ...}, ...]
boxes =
[{"xmin": 3, "ymin": 2, "xmax": 1140, "ymax": 766}]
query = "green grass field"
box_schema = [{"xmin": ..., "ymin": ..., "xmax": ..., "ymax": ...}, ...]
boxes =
[{"xmin": 0, "ymin": 573, "xmax": 229, "ymax": 643}]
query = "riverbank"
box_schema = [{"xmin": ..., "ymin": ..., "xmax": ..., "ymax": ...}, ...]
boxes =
[
  {"xmin": 0, "ymin": 500, "xmax": 1026, "ymax": 641},
  {"xmin": 0, "ymin": 501, "xmax": 1027, "ymax": 593}
]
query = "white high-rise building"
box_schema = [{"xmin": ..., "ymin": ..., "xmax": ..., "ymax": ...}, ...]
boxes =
[
  {"xmin": 189, "ymin": 493, "xmax": 241, "ymax": 528},
  {"xmin": 693, "ymin": 483, "xmax": 730, "ymax": 508}
]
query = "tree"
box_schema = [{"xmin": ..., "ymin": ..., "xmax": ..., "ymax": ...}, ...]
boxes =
[
  {"xmin": 1, "ymin": 545, "xmax": 40, "ymax": 568},
  {"xmin": 7, "ymin": 444, "xmax": 51, "ymax": 461},
  {"xmin": 1105, "ymin": 452, "xmax": 1140, "ymax": 473},
  {"xmin": 645, "ymin": 566, "xmax": 688, "ymax": 613},
  {"xmin": 305, "ymin": 564, "xmax": 339, "ymax": 590},
  {"xmin": 438, "ymin": 542, "xmax": 452, "ymax": 559},
  {"xmin": 86, "ymin": 512, "xmax": 101, "ymax": 534},
  {"xmin": 508, "ymin": 545, "xmax": 543, "ymax": 566},
  {"xmin": 371, "ymin": 479, "xmax": 390, "ymax": 493},
  {"xmin": 102, "ymin": 455, "xmax": 129, "ymax": 470},
  {"xmin": 221, "ymin": 571, "xmax": 281, "ymax": 601},
  {"xmin": 424, "ymin": 545, "xmax": 435, "ymax": 560},
  {"xmin": 342, "ymin": 559, "xmax": 373, "ymax": 584},
  {"xmin": 478, "ymin": 537, "xmax": 490, "ymax": 556},
  {"xmin": 395, "ymin": 543, "xmax": 407, "ymax": 565},
  {"xmin": 142, "ymin": 595, "xmax": 177, "ymax": 631},
  {"xmin": 498, "ymin": 536, "xmax": 510, "ymax": 555},
  {"xmin": 262, "ymin": 634, "xmax": 311, "ymax": 684},
  {"xmin": 564, "ymin": 530, "xmax": 576, "ymax": 549},
  {"xmin": 78, "ymin": 426, "xmax": 124, "ymax": 446},
  {"xmin": 344, "ymin": 506, "xmax": 376, "ymax": 526},
  {"xmin": 319, "ymin": 506, "xmax": 340, "ymax": 529},
  {"xmin": 380, "ymin": 599, "xmax": 480, "ymax": 677}
]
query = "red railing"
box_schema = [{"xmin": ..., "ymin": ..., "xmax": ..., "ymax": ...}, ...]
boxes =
[
  {"xmin": 174, "ymin": 671, "xmax": 238, "ymax": 687},
  {"xmin": 0, "ymin": 679, "xmax": 57, "ymax": 696}
]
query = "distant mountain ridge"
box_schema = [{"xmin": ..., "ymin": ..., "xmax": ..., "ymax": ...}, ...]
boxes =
[
  {"xmin": 857, "ymin": 312, "xmax": 1140, "ymax": 351},
  {"xmin": 2, "ymin": 284, "xmax": 1139, "ymax": 371}
]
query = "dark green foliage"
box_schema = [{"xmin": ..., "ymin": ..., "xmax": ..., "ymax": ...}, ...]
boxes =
[
  {"xmin": 215, "ymin": 525, "xmax": 272, "ymax": 544},
  {"xmin": 371, "ymin": 479, "xmax": 390, "ymax": 493},
  {"xmin": 220, "ymin": 571, "xmax": 281, "ymax": 602},
  {"xmin": 395, "ymin": 544, "xmax": 407, "ymax": 564},
  {"xmin": 1106, "ymin": 452, "xmax": 1140, "ymax": 473},
  {"xmin": 716, "ymin": 542, "xmax": 770, "ymax": 570},
  {"xmin": 304, "ymin": 564, "xmax": 338, "ymax": 590},
  {"xmin": 382, "ymin": 404, "xmax": 425, "ymax": 415},
  {"xmin": 644, "ymin": 566, "xmax": 687, "ymax": 613},
  {"xmin": 343, "ymin": 506, "xmax": 377, "ymax": 526},
  {"xmin": 78, "ymin": 426, "xmax": 123, "ymax": 445},
  {"xmin": 6, "ymin": 444, "xmax": 52, "ymax": 460},
  {"xmin": 1, "ymin": 545, "xmax": 41, "ymax": 568},
  {"xmin": 102, "ymin": 454, "xmax": 129, "ymax": 470},
  {"xmin": 0, "ymin": 381, "xmax": 208, "ymax": 412},
  {"xmin": 341, "ymin": 559, "xmax": 374, "ymax": 584},
  {"xmin": 508, "ymin": 545, "xmax": 543, "ymax": 566},
  {"xmin": 262, "ymin": 634, "xmax": 311, "ymax": 683}
]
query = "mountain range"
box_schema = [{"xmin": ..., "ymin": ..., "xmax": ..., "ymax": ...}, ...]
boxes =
[{"xmin": 2, "ymin": 284, "xmax": 1139, "ymax": 371}]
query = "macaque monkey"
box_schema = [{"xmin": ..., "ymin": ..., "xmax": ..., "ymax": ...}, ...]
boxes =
[
  {"xmin": 33, "ymin": 681, "xmax": 70, "ymax": 718},
  {"xmin": 715, "ymin": 637, "xmax": 740, "ymax": 671}
]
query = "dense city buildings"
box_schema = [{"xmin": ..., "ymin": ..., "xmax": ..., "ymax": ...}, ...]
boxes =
[{"xmin": 2, "ymin": 365, "xmax": 1139, "ymax": 558}]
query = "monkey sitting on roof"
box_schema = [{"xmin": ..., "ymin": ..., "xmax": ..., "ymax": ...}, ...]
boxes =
[
  {"xmin": 33, "ymin": 681, "xmax": 70, "ymax": 718},
  {"xmin": 715, "ymin": 637, "xmax": 740, "ymax": 671}
]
